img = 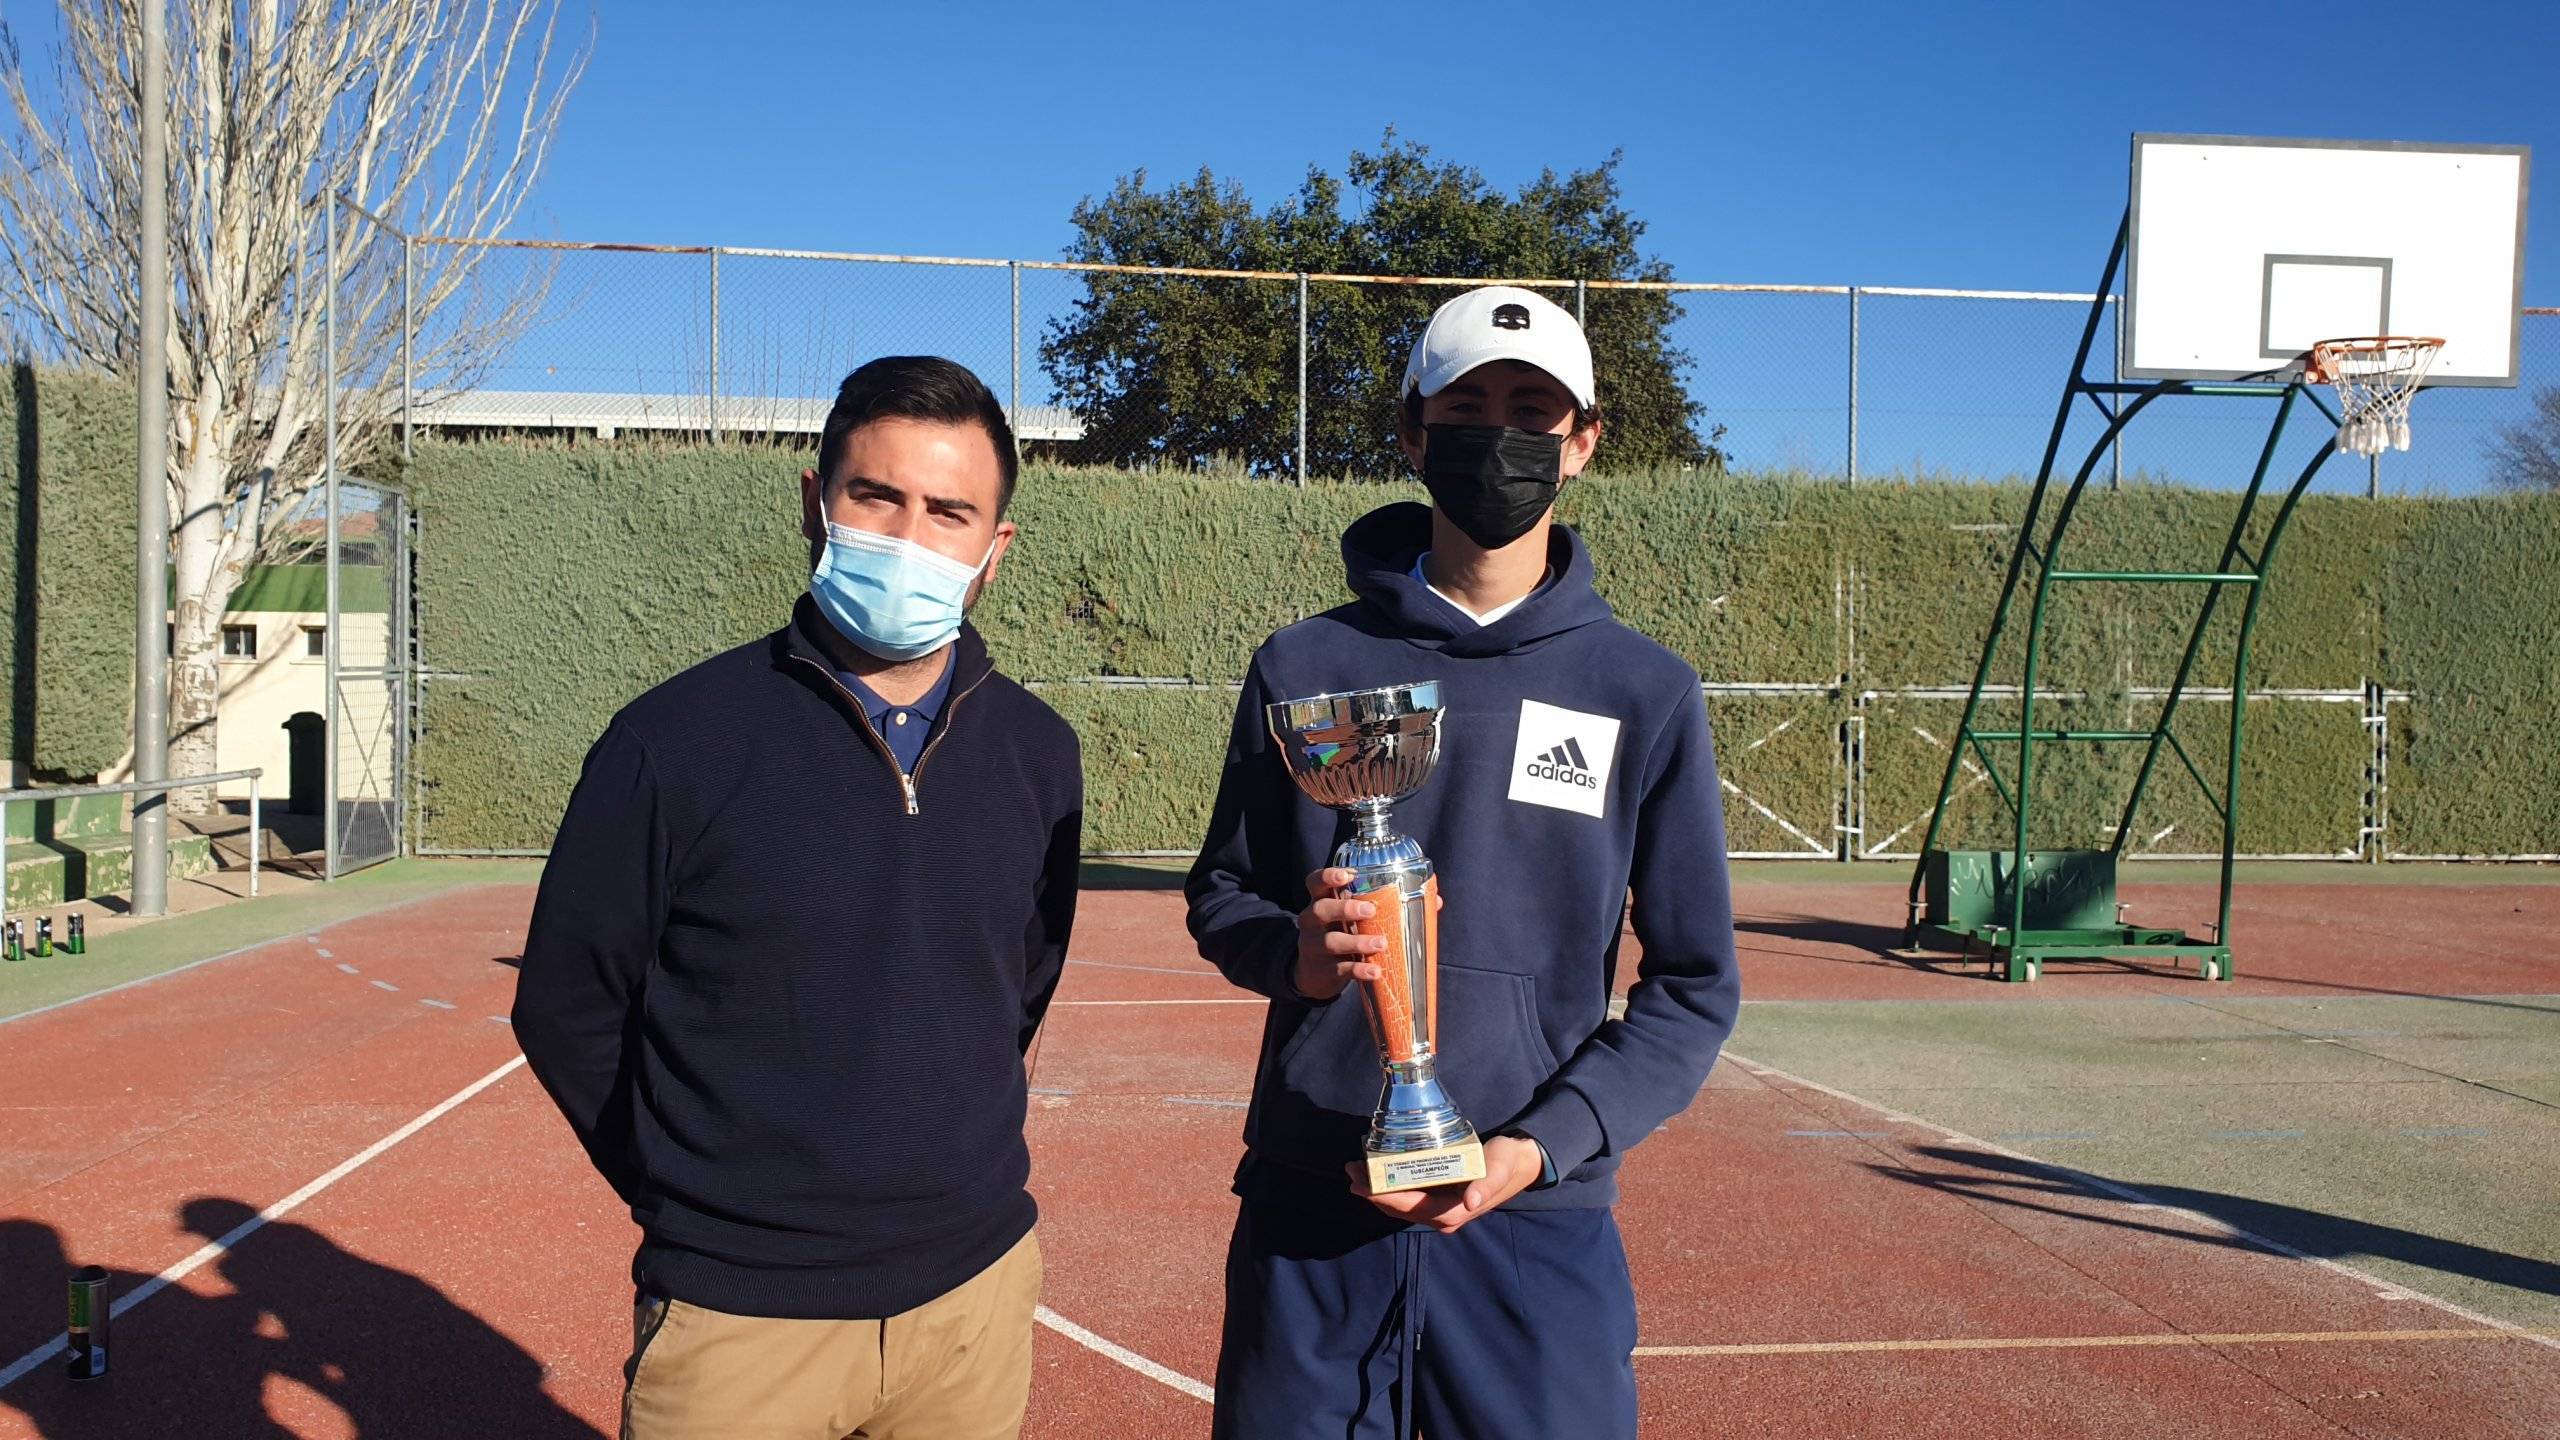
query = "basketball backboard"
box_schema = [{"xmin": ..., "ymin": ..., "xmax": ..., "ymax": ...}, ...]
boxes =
[{"xmin": 2125, "ymin": 133, "xmax": 2529, "ymax": 386}]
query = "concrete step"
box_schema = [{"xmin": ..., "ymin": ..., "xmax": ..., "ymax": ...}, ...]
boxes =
[
  {"xmin": 1, "ymin": 791, "xmax": 129, "ymax": 843},
  {"xmin": 4, "ymin": 832, "xmax": 216, "ymax": 913}
]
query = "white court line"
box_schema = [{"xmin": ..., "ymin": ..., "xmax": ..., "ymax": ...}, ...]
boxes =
[
  {"xmin": 1051, "ymin": 999, "xmax": 1261, "ymax": 1007},
  {"xmin": 1636, "ymin": 1326, "xmax": 2560, "ymax": 1358},
  {"xmin": 0, "ymin": 1054, "xmax": 527, "ymax": 1392},
  {"xmin": 1066, "ymin": 958, "xmax": 1224, "ymax": 977},
  {"xmin": 1035, "ymin": 1306, "xmax": 1214, "ymax": 1402},
  {"xmin": 0, "ymin": 887, "xmax": 507, "ymax": 1030},
  {"xmin": 1724, "ymin": 1049, "xmax": 2560, "ymax": 1354}
]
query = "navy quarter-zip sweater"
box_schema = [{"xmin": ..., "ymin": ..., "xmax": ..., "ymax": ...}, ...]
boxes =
[
  {"xmin": 514, "ymin": 598, "xmax": 1082, "ymax": 1319},
  {"xmin": 1187, "ymin": 503, "xmax": 1740, "ymax": 1225}
]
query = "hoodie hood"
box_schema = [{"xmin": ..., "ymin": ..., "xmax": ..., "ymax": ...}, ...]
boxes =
[{"xmin": 1341, "ymin": 501, "xmax": 1614, "ymax": 659}]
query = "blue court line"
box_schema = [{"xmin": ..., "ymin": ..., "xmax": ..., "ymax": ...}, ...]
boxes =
[
  {"xmin": 369, "ymin": 979, "xmax": 400, "ymax": 992},
  {"xmin": 420, "ymin": 999, "xmax": 458, "ymax": 1010},
  {"xmin": 1029, "ymin": 1086, "xmax": 1074, "ymax": 1096},
  {"xmin": 1163, "ymin": 1096, "xmax": 1249, "ymax": 1109}
]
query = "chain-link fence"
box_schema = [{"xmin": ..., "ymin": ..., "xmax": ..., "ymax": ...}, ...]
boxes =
[
  {"xmin": 401, "ymin": 237, "xmax": 2557, "ymax": 497},
  {"xmin": 366, "ymin": 236, "xmax": 2560, "ymax": 863}
]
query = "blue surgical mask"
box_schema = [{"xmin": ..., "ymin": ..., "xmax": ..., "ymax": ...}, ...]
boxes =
[{"xmin": 809, "ymin": 522, "xmax": 995, "ymax": 662}]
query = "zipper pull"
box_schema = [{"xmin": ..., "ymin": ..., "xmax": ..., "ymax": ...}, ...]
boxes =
[{"xmin": 902, "ymin": 773, "xmax": 920, "ymax": 816}]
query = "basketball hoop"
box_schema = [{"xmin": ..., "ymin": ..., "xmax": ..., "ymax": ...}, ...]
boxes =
[{"xmin": 2305, "ymin": 336, "xmax": 2443, "ymax": 457}]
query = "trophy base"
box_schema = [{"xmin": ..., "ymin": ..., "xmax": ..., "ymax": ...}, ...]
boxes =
[{"xmin": 1364, "ymin": 1135, "xmax": 1487, "ymax": 1194}]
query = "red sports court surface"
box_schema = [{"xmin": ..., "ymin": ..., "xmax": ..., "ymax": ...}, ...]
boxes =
[{"xmin": 1, "ymin": 872, "xmax": 2555, "ymax": 1438}]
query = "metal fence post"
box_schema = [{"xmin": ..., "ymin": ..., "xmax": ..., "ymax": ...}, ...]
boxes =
[
  {"xmin": 2369, "ymin": 452, "xmax": 2380, "ymax": 500},
  {"xmin": 132, "ymin": 0, "xmax": 169, "ymax": 915},
  {"xmin": 1846, "ymin": 286, "xmax": 1860, "ymax": 485},
  {"xmin": 707, "ymin": 247, "xmax": 722, "ymax": 442},
  {"xmin": 2110, "ymin": 294, "xmax": 2124, "ymax": 491},
  {"xmin": 1009, "ymin": 260, "xmax": 1022, "ymax": 431},
  {"xmin": 1575, "ymin": 277, "xmax": 1586, "ymax": 325},
  {"xmin": 1296, "ymin": 272, "xmax": 1309, "ymax": 485},
  {"xmin": 323, "ymin": 197, "xmax": 341, "ymax": 880},
  {"xmin": 401, "ymin": 235, "xmax": 415, "ymax": 468}
]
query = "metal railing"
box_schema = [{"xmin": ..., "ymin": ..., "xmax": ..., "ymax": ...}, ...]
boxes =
[{"xmin": 1, "ymin": 769, "xmax": 267, "ymax": 939}]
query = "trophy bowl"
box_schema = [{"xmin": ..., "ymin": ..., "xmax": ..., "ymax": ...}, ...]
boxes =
[{"xmin": 1265, "ymin": 682, "xmax": 1443, "ymax": 813}]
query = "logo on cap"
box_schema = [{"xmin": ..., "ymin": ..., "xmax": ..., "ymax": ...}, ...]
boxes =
[{"xmin": 1491, "ymin": 303, "xmax": 1531, "ymax": 331}]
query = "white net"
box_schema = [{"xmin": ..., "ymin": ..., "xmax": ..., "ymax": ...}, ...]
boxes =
[{"xmin": 2311, "ymin": 337, "xmax": 2442, "ymax": 457}]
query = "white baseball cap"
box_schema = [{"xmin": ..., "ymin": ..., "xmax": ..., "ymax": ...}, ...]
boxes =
[{"xmin": 1401, "ymin": 285, "xmax": 1596, "ymax": 410}]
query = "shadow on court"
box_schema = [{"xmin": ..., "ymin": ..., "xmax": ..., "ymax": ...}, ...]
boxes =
[
  {"xmin": 1734, "ymin": 913, "xmax": 1912, "ymax": 956},
  {"xmin": 0, "ymin": 1201, "xmax": 603, "ymax": 1439},
  {"xmin": 1078, "ymin": 860, "xmax": 1189, "ymax": 892},
  {"xmin": 1876, "ymin": 1145, "xmax": 2560, "ymax": 1301}
]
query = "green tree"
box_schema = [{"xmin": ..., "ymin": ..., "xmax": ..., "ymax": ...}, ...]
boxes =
[{"xmin": 1041, "ymin": 134, "xmax": 1708, "ymax": 479}]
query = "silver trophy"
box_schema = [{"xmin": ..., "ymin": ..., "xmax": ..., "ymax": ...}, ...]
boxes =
[{"xmin": 1267, "ymin": 682, "xmax": 1485, "ymax": 1193}]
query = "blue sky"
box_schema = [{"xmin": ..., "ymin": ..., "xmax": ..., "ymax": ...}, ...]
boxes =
[
  {"xmin": 8, "ymin": 2, "xmax": 2543, "ymax": 487},
  {"xmin": 540, "ymin": 2, "xmax": 2558, "ymax": 296}
]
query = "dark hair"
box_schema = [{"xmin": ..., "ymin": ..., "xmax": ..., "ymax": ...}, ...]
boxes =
[
  {"xmin": 1399, "ymin": 388, "xmax": 1602, "ymax": 441},
  {"xmin": 817, "ymin": 356, "xmax": 1020, "ymax": 513}
]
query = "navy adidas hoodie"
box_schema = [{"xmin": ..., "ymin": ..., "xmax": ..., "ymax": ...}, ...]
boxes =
[{"xmin": 1186, "ymin": 501, "xmax": 1740, "ymax": 1222}]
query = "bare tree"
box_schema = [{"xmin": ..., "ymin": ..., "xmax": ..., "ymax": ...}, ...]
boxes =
[
  {"xmin": 2486, "ymin": 385, "xmax": 2560, "ymax": 493},
  {"xmin": 0, "ymin": 0, "xmax": 584, "ymax": 807}
]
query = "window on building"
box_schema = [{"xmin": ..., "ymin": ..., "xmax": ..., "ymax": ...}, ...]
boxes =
[
  {"xmin": 304, "ymin": 626, "xmax": 326, "ymax": 657},
  {"xmin": 221, "ymin": 624, "xmax": 258, "ymax": 658}
]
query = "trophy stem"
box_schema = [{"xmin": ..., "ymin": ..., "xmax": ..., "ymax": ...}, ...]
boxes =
[
  {"xmin": 1351, "ymin": 801, "xmax": 1394, "ymax": 843},
  {"xmin": 1371, "ymin": 1052, "xmax": 1477, "ymax": 1152}
]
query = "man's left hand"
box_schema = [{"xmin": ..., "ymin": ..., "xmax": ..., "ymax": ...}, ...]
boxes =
[{"xmin": 1347, "ymin": 1134, "xmax": 1545, "ymax": 1236}]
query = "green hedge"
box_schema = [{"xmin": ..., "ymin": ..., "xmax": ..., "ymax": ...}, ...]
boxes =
[
  {"xmin": 2382, "ymin": 498, "xmax": 2560, "ymax": 855},
  {"xmin": 1, "ymin": 366, "xmax": 138, "ymax": 778},
  {"xmin": 409, "ymin": 439, "xmax": 2560, "ymax": 857}
]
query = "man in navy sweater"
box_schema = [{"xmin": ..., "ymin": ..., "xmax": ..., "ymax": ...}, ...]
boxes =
[
  {"xmin": 1187, "ymin": 287, "xmax": 1740, "ymax": 1438},
  {"xmin": 515, "ymin": 356, "xmax": 1082, "ymax": 1440}
]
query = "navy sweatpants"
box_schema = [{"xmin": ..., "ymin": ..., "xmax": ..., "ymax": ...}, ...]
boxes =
[{"xmin": 1211, "ymin": 1200, "xmax": 1639, "ymax": 1440}]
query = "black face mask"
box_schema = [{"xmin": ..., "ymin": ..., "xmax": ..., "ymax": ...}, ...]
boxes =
[{"xmin": 1419, "ymin": 423, "xmax": 1564, "ymax": 550}]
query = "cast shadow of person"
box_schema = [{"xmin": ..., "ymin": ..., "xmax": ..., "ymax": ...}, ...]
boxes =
[
  {"xmin": 1878, "ymin": 1145, "xmax": 2560, "ymax": 1300},
  {"xmin": 0, "ymin": 1202, "xmax": 606, "ymax": 1438},
  {"xmin": 0, "ymin": 1216, "xmax": 291, "ymax": 1439}
]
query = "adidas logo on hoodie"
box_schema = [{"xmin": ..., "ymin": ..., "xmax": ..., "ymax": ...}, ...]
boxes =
[
  {"xmin": 1508, "ymin": 699, "xmax": 1622, "ymax": 819},
  {"xmin": 1524, "ymin": 738, "xmax": 1599, "ymax": 789}
]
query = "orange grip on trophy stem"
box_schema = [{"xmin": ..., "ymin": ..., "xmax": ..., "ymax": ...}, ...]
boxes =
[
  {"xmin": 1422, "ymin": 874, "xmax": 1439, "ymax": 1053},
  {"xmin": 1350, "ymin": 884, "xmax": 1419, "ymax": 1064}
]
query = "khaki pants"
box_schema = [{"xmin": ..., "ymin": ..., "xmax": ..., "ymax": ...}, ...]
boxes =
[{"xmin": 623, "ymin": 1231, "xmax": 1041, "ymax": 1440}]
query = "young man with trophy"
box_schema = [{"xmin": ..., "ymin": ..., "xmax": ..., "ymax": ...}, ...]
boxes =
[{"xmin": 1186, "ymin": 286, "xmax": 1743, "ymax": 1437}]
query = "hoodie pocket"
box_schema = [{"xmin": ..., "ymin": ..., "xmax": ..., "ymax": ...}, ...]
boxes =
[
  {"xmin": 1431, "ymin": 963, "xmax": 1562, "ymax": 1132},
  {"xmin": 1261, "ymin": 963, "xmax": 1562, "ymax": 1168}
]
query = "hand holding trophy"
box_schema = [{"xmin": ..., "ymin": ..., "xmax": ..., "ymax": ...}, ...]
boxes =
[{"xmin": 1267, "ymin": 682, "xmax": 1485, "ymax": 1194}]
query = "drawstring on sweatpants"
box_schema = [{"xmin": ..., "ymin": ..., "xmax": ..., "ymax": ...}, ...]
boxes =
[{"xmin": 1392, "ymin": 1227, "xmax": 1429, "ymax": 1439}]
